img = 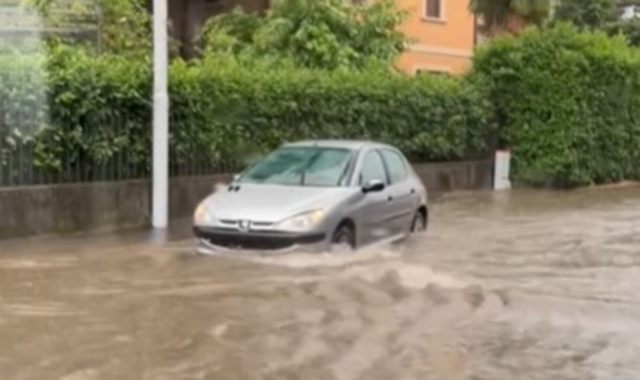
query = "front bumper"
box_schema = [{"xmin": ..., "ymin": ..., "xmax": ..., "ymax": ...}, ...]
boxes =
[{"xmin": 193, "ymin": 226, "xmax": 326, "ymax": 253}]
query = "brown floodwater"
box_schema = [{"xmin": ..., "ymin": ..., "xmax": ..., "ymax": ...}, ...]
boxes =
[{"xmin": 2, "ymin": 187, "xmax": 640, "ymax": 380}]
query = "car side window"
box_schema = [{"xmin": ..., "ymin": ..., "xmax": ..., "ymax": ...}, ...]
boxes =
[
  {"xmin": 359, "ymin": 150, "xmax": 387, "ymax": 185},
  {"xmin": 380, "ymin": 150, "xmax": 408, "ymax": 184}
]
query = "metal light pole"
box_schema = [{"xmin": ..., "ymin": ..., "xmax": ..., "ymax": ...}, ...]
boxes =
[{"xmin": 152, "ymin": 0, "xmax": 169, "ymax": 229}]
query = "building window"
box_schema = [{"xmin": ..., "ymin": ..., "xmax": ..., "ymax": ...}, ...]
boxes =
[{"xmin": 424, "ymin": 0, "xmax": 442, "ymax": 19}]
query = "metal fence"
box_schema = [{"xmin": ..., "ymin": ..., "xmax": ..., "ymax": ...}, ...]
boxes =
[
  {"xmin": 0, "ymin": 108, "xmax": 241, "ymax": 188},
  {"xmin": 0, "ymin": 108, "xmax": 494, "ymax": 188},
  {"xmin": 0, "ymin": 88, "xmax": 494, "ymax": 188}
]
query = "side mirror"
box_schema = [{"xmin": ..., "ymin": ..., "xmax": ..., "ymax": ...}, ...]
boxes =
[
  {"xmin": 214, "ymin": 174, "xmax": 240, "ymax": 192},
  {"xmin": 362, "ymin": 179, "xmax": 385, "ymax": 193}
]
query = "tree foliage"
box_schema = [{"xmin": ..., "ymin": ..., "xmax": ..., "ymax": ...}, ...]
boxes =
[
  {"xmin": 18, "ymin": 0, "xmax": 151, "ymax": 55},
  {"xmin": 469, "ymin": 0, "xmax": 551, "ymax": 32},
  {"xmin": 553, "ymin": 0, "xmax": 640, "ymax": 46},
  {"xmin": 553, "ymin": 0, "xmax": 619, "ymax": 29},
  {"xmin": 200, "ymin": 0, "xmax": 410, "ymax": 70}
]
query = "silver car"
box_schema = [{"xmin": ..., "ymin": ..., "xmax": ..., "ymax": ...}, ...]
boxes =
[{"xmin": 193, "ymin": 140, "xmax": 428, "ymax": 254}]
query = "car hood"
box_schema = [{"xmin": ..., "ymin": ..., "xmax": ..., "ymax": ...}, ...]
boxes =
[{"xmin": 202, "ymin": 183, "xmax": 352, "ymax": 222}]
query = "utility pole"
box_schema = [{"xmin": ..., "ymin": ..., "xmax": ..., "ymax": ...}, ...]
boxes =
[{"xmin": 152, "ymin": 0, "xmax": 169, "ymax": 229}]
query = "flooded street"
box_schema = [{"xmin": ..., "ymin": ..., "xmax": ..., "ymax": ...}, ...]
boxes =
[{"xmin": 2, "ymin": 187, "xmax": 640, "ymax": 380}]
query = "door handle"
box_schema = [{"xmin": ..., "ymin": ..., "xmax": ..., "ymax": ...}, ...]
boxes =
[
  {"xmin": 410, "ymin": 188, "xmax": 415, "ymax": 194},
  {"xmin": 388, "ymin": 195, "xmax": 393, "ymax": 202}
]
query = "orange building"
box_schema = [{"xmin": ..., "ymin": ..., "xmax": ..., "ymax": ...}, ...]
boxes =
[{"xmin": 395, "ymin": 0, "xmax": 478, "ymax": 74}]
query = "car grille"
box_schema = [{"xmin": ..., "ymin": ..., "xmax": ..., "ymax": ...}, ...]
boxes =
[
  {"xmin": 218, "ymin": 219, "xmax": 274, "ymax": 229},
  {"xmin": 204, "ymin": 234, "xmax": 295, "ymax": 251}
]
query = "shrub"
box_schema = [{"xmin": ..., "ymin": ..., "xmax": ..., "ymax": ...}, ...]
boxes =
[
  {"xmin": 0, "ymin": 50, "xmax": 492, "ymax": 186},
  {"xmin": 473, "ymin": 23, "xmax": 640, "ymax": 187}
]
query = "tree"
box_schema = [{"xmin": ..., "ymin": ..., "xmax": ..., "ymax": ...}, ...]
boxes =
[
  {"xmin": 552, "ymin": 0, "xmax": 618, "ymax": 29},
  {"xmin": 20, "ymin": 0, "xmax": 151, "ymax": 55},
  {"xmin": 199, "ymin": 7, "xmax": 264, "ymax": 56},
  {"xmin": 553, "ymin": 0, "xmax": 640, "ymax": 46},
  {"xmin": 199, "ymin": 0, "xmax": 409, "ymax": 70},
  {"xmin": 469, "ymin": 0, "xmax": 551, "ymax": 35}
]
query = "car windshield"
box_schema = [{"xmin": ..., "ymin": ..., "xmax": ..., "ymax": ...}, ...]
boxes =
[{"xmin": 237, "ymin": 146, "xmax": 353, "ymax": 187}]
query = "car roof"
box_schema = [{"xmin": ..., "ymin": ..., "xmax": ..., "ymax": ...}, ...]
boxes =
[{"xmin": 282, "ymin": 139, "xmax": 397, "ymax": 151}]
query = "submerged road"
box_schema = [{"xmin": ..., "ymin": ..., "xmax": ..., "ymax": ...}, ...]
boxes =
[{"xmin": 1, "ymin": 187, "xmax": 640, "ymax": 380}]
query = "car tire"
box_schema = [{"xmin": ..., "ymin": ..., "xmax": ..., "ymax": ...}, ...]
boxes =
[
  {"xmin": 331, "ymin": 223, "xmax": 356, "ymax": 251},
  {"xmin": 411, "ymin": 208, "xmax": 428, "ymax": 233}
]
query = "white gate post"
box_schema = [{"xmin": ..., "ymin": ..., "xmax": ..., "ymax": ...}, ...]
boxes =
[{"xmin": 493, "ymin": 149, "xmax": 511, "ymax": 190}]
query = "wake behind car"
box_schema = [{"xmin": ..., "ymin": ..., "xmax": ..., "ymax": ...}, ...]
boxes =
[{"xmin": 193, "ymin": 140, "xmax": 428, "ymax": 254}]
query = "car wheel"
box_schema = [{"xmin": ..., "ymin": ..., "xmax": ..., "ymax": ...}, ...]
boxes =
[
  {"xmin": 331, "ymin": 223, "xmax": 356, "ymax": 251},
  {"xmin": 411, "ymin": 209, "xmax": 427, "ymax": 233}
]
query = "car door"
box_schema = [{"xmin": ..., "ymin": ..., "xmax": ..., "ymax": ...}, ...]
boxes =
[
  {"xmin": 356, "ymin": 149, "xmax": 395, "ymax": 246},
  {"xmin": 379, "ymin": 149, "xmax": 417, "ymax": 234}
]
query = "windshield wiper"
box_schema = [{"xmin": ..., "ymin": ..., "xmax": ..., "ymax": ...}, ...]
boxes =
[{"xmin": 299, "ymin": 151, "xmax": 323, "ymax": 186}]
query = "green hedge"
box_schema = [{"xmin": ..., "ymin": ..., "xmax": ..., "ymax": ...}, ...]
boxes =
[
  {"xmin": 6, "ymin": 25, "xmax": 640, "ymax": 188},
  {"xmin": 0, "ymin": 48, "xmax": 493, "ymax": 186},
  {"xmin": 473, "ymin": 24, "xmax": 640, "ymax": 187},
  {"xmin": 170, "ymin": 57, "xmax": 493, "ymax": 163}
]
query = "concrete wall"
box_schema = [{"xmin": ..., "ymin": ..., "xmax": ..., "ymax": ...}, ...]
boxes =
[
  {"xmin": 413, "ymin": 160, "xmax": 494, "ymax": 194},
  {"xmin": 0, "ymin": 160, "xmax": 492, "ymax": 240}
]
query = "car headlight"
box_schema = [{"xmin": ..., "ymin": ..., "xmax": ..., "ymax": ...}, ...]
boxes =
[
  {"xmin": 276, "ymin": 209, "xmax": 325, "ymax": 231},
  {"xmin": 194, "ymin": 202, "xmax": 213, "ymax": 225}
]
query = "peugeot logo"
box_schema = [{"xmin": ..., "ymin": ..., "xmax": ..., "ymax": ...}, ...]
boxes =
[{"xmin": 238, "ymin": 220, "xmax": 251, "ymax": 231}]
